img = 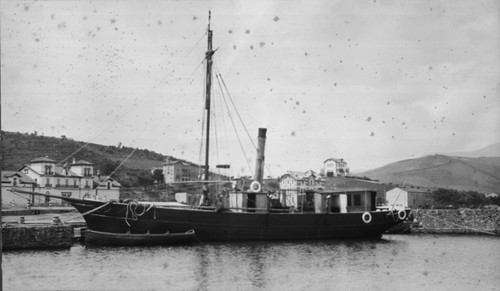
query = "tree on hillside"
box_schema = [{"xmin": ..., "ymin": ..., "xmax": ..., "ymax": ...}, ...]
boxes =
[
  {"xmin": 137, "ymin": 173, "xmax": 155, "ymax": 190},
  {"xmin": 431, "ymin": 188, "xmax": 498, "ymax": 208},
  {"xmin": 101, "ymin": 160, "xmax": 121, "ymax": 176},
  {"xmin": 152, "ymin": 169, "xmax": 164, "ymax": 184}
]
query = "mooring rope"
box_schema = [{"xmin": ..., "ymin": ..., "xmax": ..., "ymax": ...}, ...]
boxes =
[{"xmin": 124, "ymin": 201, "xmax": 152, "ymax": 227}]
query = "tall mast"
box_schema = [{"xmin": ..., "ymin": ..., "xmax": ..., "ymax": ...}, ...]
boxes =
[{"xmin": 204, "ymin": 11, "xmax": 214, "ymax": 181}]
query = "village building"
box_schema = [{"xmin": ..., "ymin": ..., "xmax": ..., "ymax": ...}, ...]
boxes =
[
  {"xmin": 1, "ymin": 156, "xmax": 121, "ymax": 207},
  {"xmin": 385, "ymin": 187, "xmax": 430, "ymax": 209},
  {"xmin": 323, "ymin": 158, "xmax": 350, "ymax": 177},
  {"xmin": 163, "ymin": 157, "xmax": 201, "ymax": 183},
  {"xmin": 1, "ymin": 171, "xmax": 37, "ymax": 207},
  {"xmin": 278, "ymin": 170, "xmax": 325, "ymax": 210},
  {"xmin": 162, "ymin": 156, "xmax": 228, "ymax": 183}
]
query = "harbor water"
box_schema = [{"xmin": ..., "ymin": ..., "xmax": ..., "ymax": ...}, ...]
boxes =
[{"xmin": 3, "ymin": 234, "xmax": 499, "ymax": 290}]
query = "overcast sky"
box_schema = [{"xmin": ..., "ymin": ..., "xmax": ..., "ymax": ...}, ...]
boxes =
[{"xmin": 2, "ymin": 0, "xmax": 499, "ymax": 177}]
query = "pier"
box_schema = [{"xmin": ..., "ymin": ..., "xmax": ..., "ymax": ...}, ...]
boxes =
[{"xmin": 2, "ymin": 209, "xmax": 86, "ymax": 251}]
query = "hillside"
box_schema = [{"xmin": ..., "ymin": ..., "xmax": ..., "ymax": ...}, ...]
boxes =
[
  {"xmin": 0, "ymin": 131, "xmax": 171, "ymax": 187},
  {"xmin": 443, "ymin": 142, "xmax": 500, "ymax": 158},
  {"xmin": 359, "ymin": 154, "xmax": 500, "ymax": 193}
]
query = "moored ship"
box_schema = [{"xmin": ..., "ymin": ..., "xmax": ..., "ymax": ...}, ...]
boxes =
[{"xmin": 10, "ymin": 12, "xmax": 409, "ymax": 245}]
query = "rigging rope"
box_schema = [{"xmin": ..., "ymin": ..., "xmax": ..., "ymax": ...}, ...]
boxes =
[
  {"xmin": 214, "ymin": 72, "xmax": 254, "ymax": 174},
  {"xmin": 57, "ymin": 31, "xmax": 207, "ymax": 168},
  {"xmin": 198, "ymin": 63, "xmax": 208, "ymax": 179},
  {"xmin": 215, "ymin": 65, "xmax": 274, "ymax": 177},
  {"xmin": 93, "ymin": 148, "xmax": 137, "ymax": 190}
]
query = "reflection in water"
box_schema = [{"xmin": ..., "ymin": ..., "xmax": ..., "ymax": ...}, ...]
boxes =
[{"xmin": 3, "ymin": 235, "xmax": 500, "ymax": 290}]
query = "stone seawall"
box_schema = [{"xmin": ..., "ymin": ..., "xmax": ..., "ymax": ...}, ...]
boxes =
[
  {"xmin": 2, "ymin": 224, "xmax": 74, "ymax": 250},
  {"xmin": 411, "ymin": 208, "xmax": 500, "ymax": 235}
]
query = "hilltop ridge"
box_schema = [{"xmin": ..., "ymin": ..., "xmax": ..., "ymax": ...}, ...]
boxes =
[{"xmin": 359, "ymin": 154, "xmax": 500, "ymax": 193}]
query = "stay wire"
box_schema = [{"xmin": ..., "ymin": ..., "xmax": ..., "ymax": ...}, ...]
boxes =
[
  {"xmin": 57, "ymin": 32, "xmax": 207, "ymax": 167},
  {"xmin": 215, "ymin": 64, "xmax": 274, "ymax": 177},
  {"xmin": 214, "ymin": 70, "xmax": 254, "ymax": 175},
  {"xmin": 92, "ymin": 148, "xmax": 137, "ymax": 191}
]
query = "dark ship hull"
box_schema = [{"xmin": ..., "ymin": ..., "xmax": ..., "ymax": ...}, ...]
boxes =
[{"xmin": 69, "ymin": 197, "xmax": 408, "ymax": 242}]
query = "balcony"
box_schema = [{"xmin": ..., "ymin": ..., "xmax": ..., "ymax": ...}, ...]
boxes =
[{"xmin": 55, "ymin": 184, "xmax": 79, "ymax": 189}]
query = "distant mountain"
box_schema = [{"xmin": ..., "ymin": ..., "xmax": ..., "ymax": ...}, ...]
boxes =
[
  {"xmin": 359, "ymin": 154, "xmax": 500, "ymax": 193},
  {"xmin": 444, "ymin": 142, "xmax": 500, "ymax": 158}
]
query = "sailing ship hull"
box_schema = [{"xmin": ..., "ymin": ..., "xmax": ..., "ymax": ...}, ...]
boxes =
[{"xmin": 69, "ymin": 198, "xmax": 408, "ymax": 241}]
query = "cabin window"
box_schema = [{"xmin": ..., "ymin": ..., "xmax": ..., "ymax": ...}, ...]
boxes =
[
  {"xmin": 353, "ymin": 194, "xmax": 361, "ymax": 206},
  {"xmin": 23, "ymin": 168, "xmax": 28, "ymax": 174},
  {"xmin": 56, "ymin": 178, "xmax": 60, "ymax": 186},
  {"xmin": 347, "ymin": 194, "xmax": 362, "ymax": 206}
]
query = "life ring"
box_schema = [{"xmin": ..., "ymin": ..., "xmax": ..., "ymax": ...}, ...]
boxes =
[
  {"xmin": 250, "ymin": 181, "xmax": 261, "ymax": 193},
  {"xmin": 362, "ymin": 212, "xmax": 372, "ymax": 224},
  {"xmin": 398, "ymin": 209, "xmax": 407, "ymax": 220}
]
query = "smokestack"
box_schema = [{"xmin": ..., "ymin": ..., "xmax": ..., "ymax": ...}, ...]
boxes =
[{"xmin": 254, "ymin": 128, "xmax": 267, "ymax": 183}]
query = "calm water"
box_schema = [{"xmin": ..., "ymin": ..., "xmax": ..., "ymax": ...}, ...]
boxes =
[{"xmin": 2, "ymin": 235, "xmax": 499, "ymax": 291}]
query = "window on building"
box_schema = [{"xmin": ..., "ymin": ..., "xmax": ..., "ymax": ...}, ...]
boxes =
[
  {"xmin": 23, "ymin": 168, "xmax": 28, "ymax": 174},
  {"xmin": 13, "ymin": 178, "xmax": 17, "ymax": 186},
  {"xmin": 45, "ymin": 165, "xmax": 53, "ymax": 175}
]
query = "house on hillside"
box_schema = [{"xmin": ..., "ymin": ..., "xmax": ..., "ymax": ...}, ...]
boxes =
[
  {"xmin": 162, "ymin": 157, "xmax": 228, "ymax": 184},
  {"xmin": 163, "ymin": 157, "xmax": 200, "ymax": 183},
  {"xmin": 278, "ymin": 170, "xmax": 325, "ymax": 210},
  {"xmin": 1, "ymin": 156, "xmax": 120, "ymax": 207},
  {"xmin": 385, "ymin": 187, "xmax": 431, "ymax": 209},
  {"xmin": 324, "ymin": 158, "xmax": 350, "ymax": 177}
]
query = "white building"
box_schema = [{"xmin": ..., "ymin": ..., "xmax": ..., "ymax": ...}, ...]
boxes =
[
  {"xmin": 1, "ymin": 156, "xmax": 121, "ymax": 207},
  {"xmin": 323, "ymin": 158, "xmax": 349, "ymax": 177},
  {"xmin": 278, "ymin": 170, "xmax": 325, "ymax": 210},
  {"xmin": 1, "ymin": 171, "xmax": 37, "ymax": 206},
  {"xmin": 385, "ymin": 187, "xmax": 430, "ymax": 209}
]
